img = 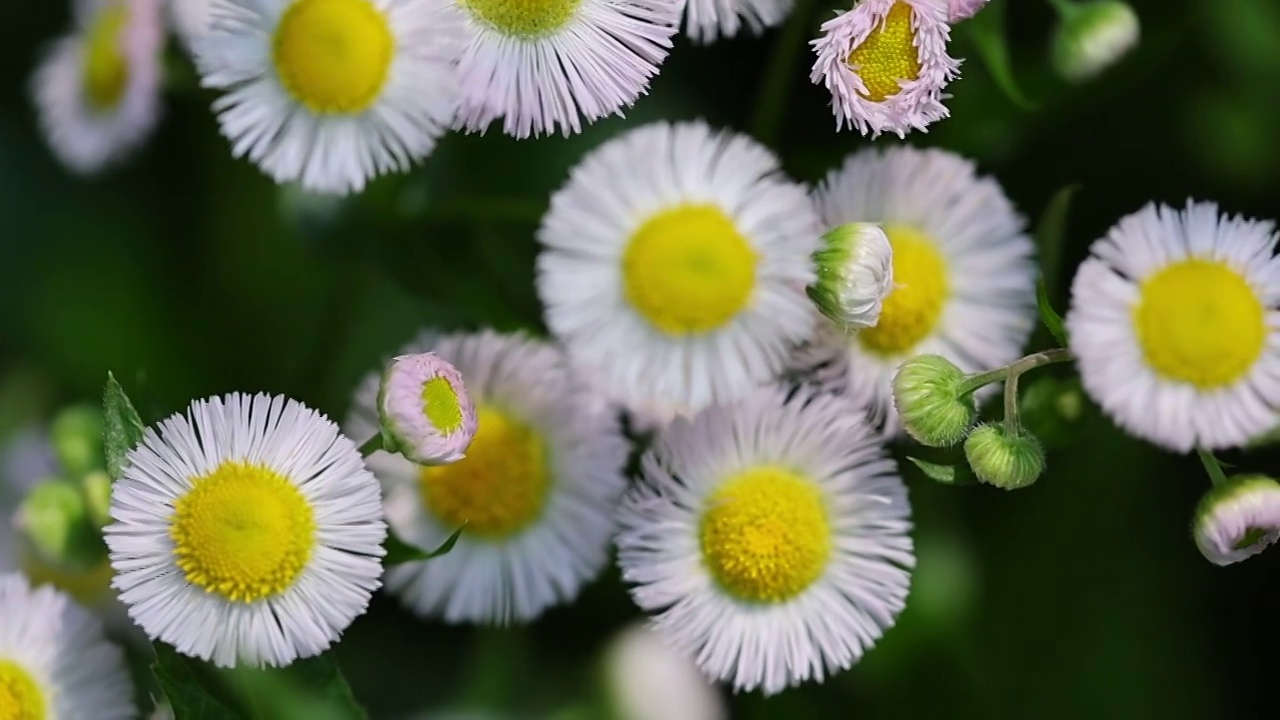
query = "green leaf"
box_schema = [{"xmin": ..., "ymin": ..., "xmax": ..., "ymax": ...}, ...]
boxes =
[
  {"xmin": 152, "ymin": 644, "xmax": 248, "ymax": 720},
  {"xmin": 383, "ymin": 524, "xmax": 465, "ymax": 566},
  {"xmin": 102, "ymin": 371, "xmax": 146, "ymax": 481},
  {"xmin": 1034, "ymin": 185, "xmax": 1080, "ymax": 297},
  {"xmin": 906, "ymin": 457, "xmax": 976, "ymax": 486},
  {"xmin": 1037, "ymin": 278, "xmax": 1070, "ymax": 347},
  {"xmin": 966, "ymin": 0, "xmax": 1037, "ymax": 111}
]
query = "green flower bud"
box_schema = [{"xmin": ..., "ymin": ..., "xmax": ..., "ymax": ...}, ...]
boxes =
[
  {"xmin": 15, "ymin": 478, "xmax": 102, "ymax": 568},
  {"xmin": 50, "ymin": 404, "xmax": 105, "ymax": 479},
  {"xmin": 1051, "ymin": 0, "xmax": 1140, "ymax": 82},
  {"xmin": 892, "ymin": 355, "xmax": 977, "ymax": 447},
  {"xmin": 964, "ymin": 424, "xmax": 1046, "ymax": 490},
  {"xmin": 1192, "ymin": 475, "xmax": 1280, "ymax": 566},
  {"xmin": 807, "ymin": 223, "xmax": 894, "ymax": 332}
]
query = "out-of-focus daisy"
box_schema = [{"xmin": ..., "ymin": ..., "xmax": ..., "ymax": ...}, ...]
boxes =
[
  {"xmin": 0, "ymin": 573, "xmax": 134, "ymax": 720},
  {"xmin": 452, "ymin": 0, "xmax": 679, "ymax": 138},
  {"xmin": 32, "ymin": 0, "xmax": 163, "ymax": 174},
  {"xmin": 602, "ymin": 622, "xmax": 726, "ymax": 720},
  {"xmin": 345, "ymin": 330, "xmax": 629, "ymax": 625},
  {"xmin": 537, "ymin": 120, "xmax": 820, "ymax": 424},
  {"xmin": 193, "ymin": 0, "xmax": 464, "ymax": 194},
  {"xmin": 1050, "ymin": 0, "xmax": 1139, "ymax": 82},
  {"xmin": 1193, "ymin": 475, "xmax": 1280, "ymax": 566},
  {"xmin": 681, "ymin": 0, "xmax": 789, "ymax": 43},
  {"xmin": 802, "ymin": 146, "xmax": 1037, "ymax": 434},
  {"xmin": 810, "ymin": 0, "xmax": 960, "ymax": 138},
  {"xmin": 946, "ymin": 0, "xmax": 986, "ymax": 22},
  {"xmin": 1066, "ymin": 201, "xmax": 1280, "ymax": 452},
  {"xmin": 615, "ymin": 388, "xmax": 914, "ymax": 695},
  {"xmin": 167, "ymin": 0, "xmax": 214, "ymax": 48},
  {"xmin": 104, "ymin": 393, "xmax": 387, "ymax": 668}
]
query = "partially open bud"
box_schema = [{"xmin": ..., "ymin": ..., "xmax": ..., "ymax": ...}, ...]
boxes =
[
  {"xmin": 602, "ymin": 623, "xmax": 726, "ymax": 720},
  {"xmin": 1193, "ymin": 475, "xmax": 1280, "ymax": 566},
  {"xmin": 947, "ymin": 0, "xmax": 988, "ymax": 23},
  {"xmin": 1051, "ymin": 0, "xmax": 1140, "ymax": 82},
  {"xmin": 50, "ymin": 404, "xmax": 105, "ymax": 480},
  {"xmin": 378, "ymin": 353, "xmax": 478, "ymax": 465},
  {"xmin": 964, "ymin": 424, "xmax": 1045, "ymax": 490},
  {"xmin": 808, "ymin": 223, "xmax": 894, "ymax": 333},
  {"xmin": 892, "ymin": 355, "xmax": 978, "ymax": 447}
]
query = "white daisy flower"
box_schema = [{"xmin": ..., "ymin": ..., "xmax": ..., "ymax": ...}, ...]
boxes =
[
  {"xmin": 344, "ymin": 330, "xmax": 629, "ymax": 625},
  {"xmin": 681, "ymin": 0, "xmax": 790, "ymax": 43},
  {"xmin": 193, "ymin": 0, "xmax": 464, "ymax": 194},
  {"xmin": 378, "ymin": 353, "xmax": 478, "ymax": 466},
  {"xmin": 802, "ymin": 145, "xmax": 1037, "ymax": 434},
  {"xmin": 1065, "ymin": 201, "xmax": 1280, "ymax": 452},
  {"xmin": 810, "ymin": 0, "xmax": 960, "ymax": 138},
  {"xmin": 602, "ymin": 622, "xmax": 726, "ymax": 720},
  {"xmin": 615, "ymin": 387, "xmax": 914, "ymax": 696},
  {"xmin": 104, "ymin": 393, "xmax": 387, "ymax": 668},
  {"xmin": 1193, "ymin": 475, "xmax": 1280, "ymax": 566},
  {"xmin": 537, "ymin": 120, "xmax": 821, "ymax": 424},
  {"xmin": 0, "ymin": 573, "xmax": 134, "ymax": 720},
  {"xmin": 451, "ymin": 0, "xmax": 679, "ymax": 138},
  {"xmin": 31, "ymin": 0, "xmax": 164, "ymax": 174}
]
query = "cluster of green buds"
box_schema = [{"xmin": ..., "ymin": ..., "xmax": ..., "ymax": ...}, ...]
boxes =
[
  {"xmin": 892, "ymin": 348, "xmax": 1077, "ymax": 490},
  {"xmin": 10, "ymin": 405, "xmax": 115, "ymax": 601}
]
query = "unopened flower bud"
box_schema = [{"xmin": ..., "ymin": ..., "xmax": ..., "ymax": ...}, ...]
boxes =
[
  {"xmin": 947, "ymin": 0, "xmax": 988, "ymax": 23},
  {"xmin": 378, "ymin": 353, "xmax": 478, "ymax": 465},
  {"xmin": 1051, "ymin": 0, "xmax": 1140, "ymax": 82},
  {"xmin": 1193, "ymin": 475, "xmax": 1280, "ymax": 566},
  {"xmin": 808, "ymin": 223, "xmax": 894, "ymax": 333},
  {"xmin": 963, "ymin": 424, "xmax": 1046, "ymax": 490},
  {"xmin": 50, "ymin": 404, "xmax": 105, "ymax": 479},
  {"xmin": 602, "ymin": 623, "xmax": 726, "ymax": 720},
  {"xmin": 892, "ymin": 355, "xmax": 977, "ymax": 447}
]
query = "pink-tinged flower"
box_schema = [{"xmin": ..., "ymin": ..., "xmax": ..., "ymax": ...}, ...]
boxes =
[
  {"xmin": 682, "ymin": 0, "xmax": 791, "ymax": 43},
  {"xmin": 810, "ymin": 0, "xmax": 960, "ymax": 138},
  {"xmin": 946, "ymin": 0, "xmax": 986, "ymax": 22},
  {"xmin": 377, "ymin": 353, "xmax": 478, "ymax": 466},
  {"xmin": 31, "ymin": 0, "xmax": 164, "ymax": 174},
  {"xmin": 452, "ymin": 0, "xmax": 680, "ymax": 138}
]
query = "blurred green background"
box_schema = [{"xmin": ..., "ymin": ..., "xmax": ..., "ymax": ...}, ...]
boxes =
[{"xmin": 3, "ymin": 0, "xmax": 1280, "ymax": 716}]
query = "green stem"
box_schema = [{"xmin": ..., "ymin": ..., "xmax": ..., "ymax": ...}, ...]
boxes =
[
  {"xmin": 1003, "ymin": 371, "xmax": 1021, "ymax": 433},
  {"xmin": 957, "ymin": 348, "xmax": 1076, "ymax": 397},
  {"xmin": 1196, "ymin": 448, "xmax": 1229, "ymax": 487},
  {"xmin": 750, "ymin": 0, "xmax": 815, "ymax": 145},
  {"xmin": 357, "ymin": 434, "xmax": 383, "ymax": 457}
]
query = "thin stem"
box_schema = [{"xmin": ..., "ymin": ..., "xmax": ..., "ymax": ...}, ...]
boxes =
[
  {"xmin": 957, "ymin": 348, "xmax": 1076, "ymax": 397},
  {"xmin": 1197, "ymin": 448, "xmax": 1229, "ymax": 487},
  {"xmin": 1003, "ymin": 371, "xmax": 1021, "ymax": 433},
  {"xmin": 750, "ymin": 0, "xmax": 815, "ymax": 145},
  {"xmin": 358, "ymin": 434, "xmax": 383, "ymax": 457}
]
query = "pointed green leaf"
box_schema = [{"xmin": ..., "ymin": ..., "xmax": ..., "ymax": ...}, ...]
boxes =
[
  {"xmin": 1034, "ymin": 185, "xmax": 1080, "ymax": 297},
  {"xmin": 966, "ymin": 0, "xmax": 1037, "ymax": 111},
  {"xmin": 152, "ymin": 644, "xmax": 248, "ymax": 720},
  {"xmin": 1037, "ymin": 278, "xmax": 1070, "ymax": 347},
  {"xmin": 383, "ymin": 524, "xmax": 466, "ymax": 565},
  {"xmin": 906, "ymin": 457, "xmax": 976, "ymax": 485},
  {"xmin": 102, "ymin": 372, "xmax": 146, "ymax": 481},
  {"xmin": 228, "ymin": 654, "xmax": 366, "ymax": 720}
]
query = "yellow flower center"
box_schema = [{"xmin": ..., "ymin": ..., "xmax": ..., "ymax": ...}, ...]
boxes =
[
  {"xmin": 459, "ymin": 0, "xmax": 582, "ymax": 37},
  {"xmin": 422, "ymin": 377, "xmax": 464, "ymax": 433},
  {"xmin": 859, "ymin": 223, "xmax": 949, "ymax": 356},
  {"xmin": 622, "ymin": 204, "xmax": 758, "ymax": 336},
  {"xmin": 272, "ymin": 0, "xmax": 394, "ymax": 114},
  {"xmin": 169, "ymin": 461, "xmax": 316, "ymax": 603},
  {"xmin": 18, "ymin": 554, "xmax": 115, "ymax": 607},
  {"xmin": 1133, "ymin": 259, "xmax": 1266, "ymax": 388},
  {"xmin": 419, "ymin": 406, "xmax": 550, "ymax": 538},
  {"xmin": 81, "ymin": 5, "xmax": 130, "ymax": 112},
  {"xmin": 0, "ymin": 660, "xmax": 45, "ymax": 720},
  {"xmin": 845, "ymin": 1, "xmax": 921, "ymax": 102},
  {"xmin": 699, "ymin": 466, "xmax": 831, "ymax": 603}
]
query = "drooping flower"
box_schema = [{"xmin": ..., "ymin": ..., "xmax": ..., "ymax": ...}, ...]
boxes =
[
  {"xmin": 808, "ymin": 222, "xmax": 895, "ymax": 332},
  {"xmin": 1193, "ymin": 475, "xmax": 1280, "ymax": 566}
]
